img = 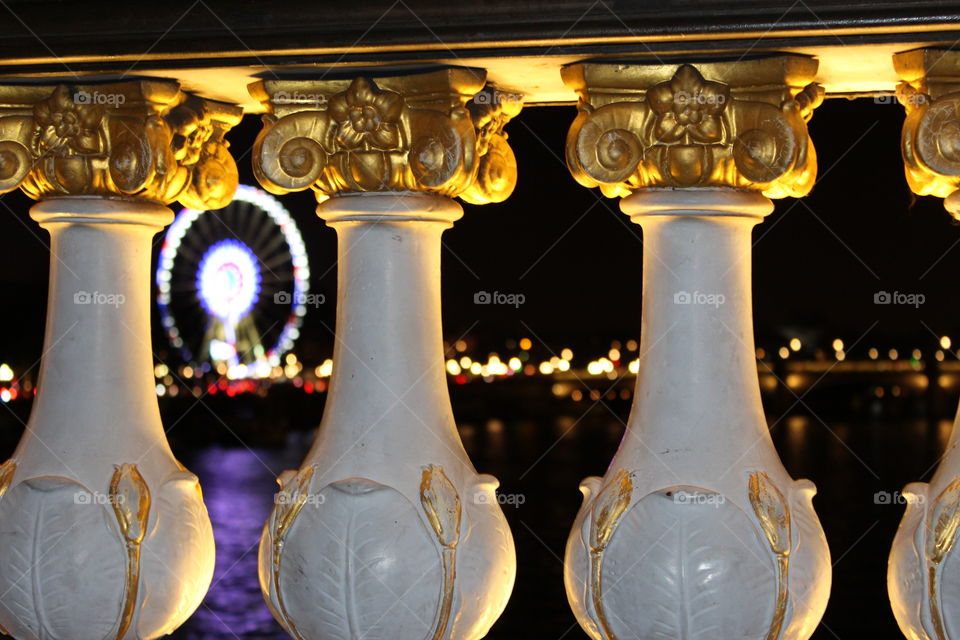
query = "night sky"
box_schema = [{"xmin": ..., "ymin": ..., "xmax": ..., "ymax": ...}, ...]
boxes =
[{"xmin": 0, "ymin": 97, "xmax": 957, "ymax": 367}]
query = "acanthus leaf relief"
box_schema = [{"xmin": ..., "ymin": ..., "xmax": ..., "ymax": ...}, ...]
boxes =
[
  {"xmin": 566, "ymin": 470, "xmax": 829, "ymax": 640},
  {"xmin": 890, "ymin": 477, "xmax": 960, "ymax": 640},
  {"xmin": 259, "ymin": 464, "xmax": 480, "ymax": 640},
  {"xmin": 0, "ymin": 464, "xmax": 215, "ymax": 640}
]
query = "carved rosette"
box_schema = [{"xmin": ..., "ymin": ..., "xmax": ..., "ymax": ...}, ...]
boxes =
[
  {"xmin": 249, "ymin": 69, "xmax": 521, "ymax": 204},
  {"xmin": 562, "ymin": 57, "xmax": 823, "ymax": 199},
  {"xmin": 894, "ymin": 48, "xmax": 960, "ymax": 217},
  {"xmin": 0, "ymin": 80, "xmax": 241, "ymax": 208}
]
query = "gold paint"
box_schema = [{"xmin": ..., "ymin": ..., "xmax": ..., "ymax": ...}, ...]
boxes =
[
  {"xmin": 894, "ymin": 49, "xmax": 960, "ymax": 211},
  {"xmin": 925, "ymin": 478, "xmax": 960, "ymax": 640},
  {"xmin": 562, "ymin": 56, "xmax": 822, "ymax": 199},
  {"xmin": 0, "ymin": 81, "xmax": 240, "ymax": 207},
  {"xmin": 588, "ymin": 469, "xmax": 633, "ymax": 640},
  {"xmin": 109, "ymin": 463, "xmax": 151, "ymax": 640},
  {"xmin": 749, "ymin": 472, "xmax": 791, "ymax": 640},
  {"xmin": 269, "ymin": 465, "xmax": 315, "ymax": 640},
  {"xmin": 461, "ymin": 84, "xmax": 523, "ymax": 204},
  {"xmin": 249, "ymin": 69, "xmax": 521, "ymax": 204},
  {"xmin": 420, "ymin": 465, "xmax": 462, "ymax": 640},
  {"xmin": 0, "ymin": 460, "xmax": 15, "ymax": 501}
]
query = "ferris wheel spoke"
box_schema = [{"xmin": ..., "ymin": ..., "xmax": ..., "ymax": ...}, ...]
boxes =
[{"xmin": 261, "ymin": 252, "xmax": 295, "ymax": 270}]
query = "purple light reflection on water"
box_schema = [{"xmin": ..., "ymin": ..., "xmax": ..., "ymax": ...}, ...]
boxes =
[{"xmin": 171, "ymin": 446, "xmax": 302, "ymax": 639}]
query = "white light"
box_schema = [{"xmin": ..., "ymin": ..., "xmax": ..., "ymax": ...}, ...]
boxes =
[
  {"xmin": 209, "ymin": 339, "xmax": 236, "ymax": 362},
  {"xmin": 197, "ymin": 240, "xmax": 261, "ymax": 322},
  {"xmin": 0, "ymin": 364, "xmax": 13, "ymax": 382}
]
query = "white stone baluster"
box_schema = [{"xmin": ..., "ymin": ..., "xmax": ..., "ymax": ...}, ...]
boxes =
[
  {"xmin": 0, "ymin": 81, "xmax": 241, "ymax": 640},
  {"xmin": 561, "ymin": 58, "xmax": 832, "ymax": 640},
  {"xmin": 250, "ymin": 71, "xmax": 521, "ymax": 639},
  {"xmin": 889, "ymin": 48, "xmax": 960, "ymax": 640}
]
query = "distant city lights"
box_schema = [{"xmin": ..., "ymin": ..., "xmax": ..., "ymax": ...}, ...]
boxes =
[{"xmin": 0, "ymin": 333, "xmax": 958, "ymax": 405}]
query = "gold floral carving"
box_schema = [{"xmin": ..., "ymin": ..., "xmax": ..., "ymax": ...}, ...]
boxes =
[
  {"xmin": 925, "ymin": 477, "xmax": 960, "ymax": 640},
  {"xmin": 0, "ymin": 459, "xmax": 15, "ymax": 501},
  {"xmin": 562, "ymin": 57, "xmax": 823, "ymax": 198},
  {"xmin": 109, "ymin": 463, "xmax": 151, "ymax": 640},
  {"xmin": 588, "ymin": 469, "xmax": 633, "ymax": 640},
  {"xmin": 461, "ymin": 84, "xmax": 523, "ymax": 204},
  {"xmin": 249, "ymin": 69, "xmax": 521, "ymax": 204},
  {"xmin": 268, "ymin": 464, "xmax": 316, "ymax": 640},
  {"xmin": 0, "ymin": 81, "xmax": 241, "ymax": 208},
  {"xmin": 420, "ymin": 464, "xmax": 462, "ymax": 640},
  {"xmin": 894, "ymin": 48, "xmax": 960, "ymax": 207},
  {"xmin": 748, "ymin": 471, "xmax": 791, "ymax": 640}
]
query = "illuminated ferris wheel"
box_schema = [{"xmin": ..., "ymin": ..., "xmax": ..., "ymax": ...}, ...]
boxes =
[{"xmin": 156, "ymin": 184, "xmax": 310, "ymax": 372}]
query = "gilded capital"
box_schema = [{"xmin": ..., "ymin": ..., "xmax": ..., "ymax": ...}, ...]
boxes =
[
  {"xmin": 249, "ymin": 69, "xmax": 522, "ymax": 204},
  {"xmin": 0, "ymin": 80, "xmax": 241, "ymax": 208},
  {"xmin": 894, "ymin": 48, "xmax": 960, "ymax": 209},
  {"xmin": 562, "ymin": 56, "xmax": 823, "ymax": 199}
]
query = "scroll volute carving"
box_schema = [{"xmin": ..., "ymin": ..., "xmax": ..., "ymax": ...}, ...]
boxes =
[
  {"xmin": 0, "ymin": 81, "xmax": 241, "ymax": 209},
  {"xmin": 894, "ymin": 49, "xmax": 960, "ymax": 206},
  {"xmin": 461, "ymin": 84, "xmax": 523, "ymax": 204},
  {"xmin": 563, "ymin": 57, "xmax": 823, "ymax": 199},
  {"xmin": 249, "ymin": 69, "xmax": 522, "ymax": 203}
]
